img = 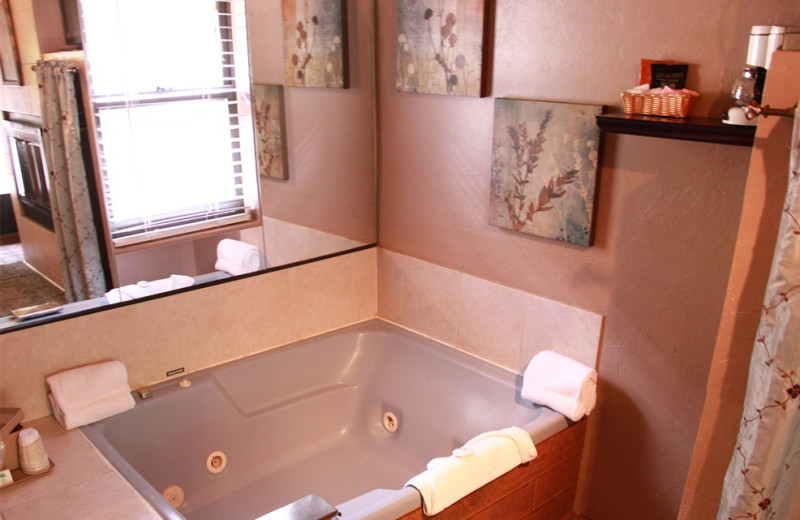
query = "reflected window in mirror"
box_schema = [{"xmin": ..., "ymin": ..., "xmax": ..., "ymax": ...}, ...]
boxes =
[{"xmin": 80, "ymin": 0, "xmax": 259, "ymax": 248}]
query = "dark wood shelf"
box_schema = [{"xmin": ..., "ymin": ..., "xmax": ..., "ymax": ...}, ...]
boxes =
[{"xmin": 596, "ymin": 113, "xmax": 756, "ymax": 146}]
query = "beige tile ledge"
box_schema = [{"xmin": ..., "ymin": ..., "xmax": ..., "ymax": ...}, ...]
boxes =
[{"xmin": 0, "ymin": 416, "xmax": 160, "ymax": 520}]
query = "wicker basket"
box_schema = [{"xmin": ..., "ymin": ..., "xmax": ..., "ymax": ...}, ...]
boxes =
[{"xmin": 621, "ymin": 92, "xmax": 698, "ymax": 118}]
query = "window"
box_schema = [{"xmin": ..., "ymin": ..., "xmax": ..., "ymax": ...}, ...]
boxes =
[{"xmin": 80, "ymin": 0, "xmax": 258, "ymax": 247}]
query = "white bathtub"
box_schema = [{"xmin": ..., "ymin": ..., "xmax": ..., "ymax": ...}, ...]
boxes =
[{"xmin": 82, "ymin": 319, "xmax": 567, "ymax": 519}]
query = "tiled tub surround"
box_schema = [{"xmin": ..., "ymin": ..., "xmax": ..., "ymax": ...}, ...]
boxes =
[
  {"xmin": 378, "ymin": 249, "xmax": 604, "ymax": 373},
  {"xmin": 0, "ymin": 248, "xmax": 603, "ymax": 517}
]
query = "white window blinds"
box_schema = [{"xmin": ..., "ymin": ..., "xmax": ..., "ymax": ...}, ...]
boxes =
[{"xmin": 80, "ymin": 0, "xmax": 258, "ymax": 247}]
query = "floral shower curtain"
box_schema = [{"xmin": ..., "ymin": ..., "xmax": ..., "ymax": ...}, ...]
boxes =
[
  {"xmin": 717, "ymin": 103, "xmax": 800, "ymax": 520},
  {"xmin": 35, "ymin": 61, "xmax": 106, "ymax": 302}
]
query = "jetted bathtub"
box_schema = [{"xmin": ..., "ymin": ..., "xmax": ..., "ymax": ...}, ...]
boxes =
[{"xmin": 81, "ymin": 320, "xmax": 569, "ymax": 520}]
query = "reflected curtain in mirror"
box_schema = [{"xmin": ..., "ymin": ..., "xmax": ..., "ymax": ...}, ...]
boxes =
[{"xmin": 35, "ymin": 60, "xmax": 107, "ymax": 302}]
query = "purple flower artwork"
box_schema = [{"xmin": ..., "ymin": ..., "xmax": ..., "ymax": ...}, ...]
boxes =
[
  {"xmin": 282, "ymin": 0, "xmax": 347, "ymax": 88},
  {"xmin": 489, "ymin": 99, "xmax": 602, "ymax": 246},
  {"xmin": 396, "ymin": 0, "xmax": 488, "ymax": 97}
]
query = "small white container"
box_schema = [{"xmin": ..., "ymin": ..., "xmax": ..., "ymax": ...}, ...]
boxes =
[{"xmin": 18, "ymin": 428, "xmax": 50, "ymax": 475}]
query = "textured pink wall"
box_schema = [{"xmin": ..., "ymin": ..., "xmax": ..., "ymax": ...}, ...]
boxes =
[
  {"xmin": 248, "ymin": 0, "xmax": 377, "ymax": 243},
  {"xmin": 376, "ymin": 2, "xmax": 800, "ymax": 519}
]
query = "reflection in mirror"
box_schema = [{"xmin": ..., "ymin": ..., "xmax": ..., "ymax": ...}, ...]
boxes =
[{"xmin": 0, "ymin": 0, "xmax": 376, "ymax": 332}]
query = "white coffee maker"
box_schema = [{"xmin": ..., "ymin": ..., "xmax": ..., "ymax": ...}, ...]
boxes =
[{"xmin": 724, "ymin": 25, "xmax": 797, "ymax": 126}]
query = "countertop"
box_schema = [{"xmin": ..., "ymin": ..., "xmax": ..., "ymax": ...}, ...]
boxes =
[{"xmin": 0, "ymin": 416, "xmax": 160, "ymax": 519}]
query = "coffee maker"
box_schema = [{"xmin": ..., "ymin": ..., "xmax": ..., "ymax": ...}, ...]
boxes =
[{"xmin": 724, "ymin": 25, "xmax": 796, "ymax": 126}]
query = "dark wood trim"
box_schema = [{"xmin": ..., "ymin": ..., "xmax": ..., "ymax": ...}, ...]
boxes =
[{"xmin": 596, "ymin": 113, "xmax": 756, "ymax": 146}]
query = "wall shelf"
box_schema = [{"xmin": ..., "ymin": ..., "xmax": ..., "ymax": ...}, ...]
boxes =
[{"xmin": 596, "ymin": 113, "xmax": 756, "ymax": 147}]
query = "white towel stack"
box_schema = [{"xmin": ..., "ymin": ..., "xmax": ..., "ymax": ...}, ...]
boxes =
[
  {"xmin": 104, "ymin": 274, "xmax": 195, "ymax": 304},
  {"xmin": 405, "ymin": 426, "xmax": 537, "ymax": 516},
  {"xmin": 46, "ymin": 361, "xmax": 135, "ymax": 430},
  {"xmin": 521, "ymin": 350, "xmax": 597, "ymax": 422},
  {"xmin": 214, "ymin": 239, "xmax": 265, "ymax": 276}
]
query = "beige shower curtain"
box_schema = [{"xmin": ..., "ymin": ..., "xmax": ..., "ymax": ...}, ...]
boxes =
[
  {"xmin": 35, "ymin": 61, "xmax": 106, "ymax": 302},
  {"xmin": 717, "ymin": 103, "xmax": 800, "ymax": 519}
]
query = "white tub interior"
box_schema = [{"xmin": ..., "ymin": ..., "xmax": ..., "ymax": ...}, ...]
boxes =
[{"xmin": 81, "ymin": 319, "xmax": 567, "ymax": 520}]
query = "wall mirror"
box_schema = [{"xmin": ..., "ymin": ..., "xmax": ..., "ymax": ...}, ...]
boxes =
[{"xmin": 0, "ymin": 0, "xmax": 377, "ymax": 332}]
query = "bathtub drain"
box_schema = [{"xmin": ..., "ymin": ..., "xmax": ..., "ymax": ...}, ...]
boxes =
[
  {"xmin": 162, "ymin": 484, "xmax": 185, "ymax": 508},
  {"xmin": 382, "ymin": 412, "xmax": 399, "ymax": 433}
]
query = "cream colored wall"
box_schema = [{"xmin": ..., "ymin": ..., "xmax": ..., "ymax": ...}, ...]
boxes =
[
  {"xmin": 376, "ymin": 2, "xmax": 800, "ymax": 520},
  {"xmin": 0, "ymin": 248, "xmax": 377, "ymax": 419}
]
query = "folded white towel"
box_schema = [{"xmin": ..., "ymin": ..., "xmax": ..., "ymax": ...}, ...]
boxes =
[
  {"xmin": 405, "ymin": 426, "xmax": 536, "ymax": 515},
  {"xmin": 104, "ymin": 274, "xmax": 195, "ymax": 304},
  {"xmin": 521, "ymin": 350, "xmax": 597, "ymax": 422},
  {"xmin": 46, "ymin": 361, "xmax": 135, "ymax": 430},
  {"xmin": 214, "ymin": 238, "xmax": 265, "ymax": 276}
]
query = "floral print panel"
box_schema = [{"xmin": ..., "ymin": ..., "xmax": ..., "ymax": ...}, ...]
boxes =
[{"xmin": 489, "ymin": 98, "xmax": 601, "ymax": 246}]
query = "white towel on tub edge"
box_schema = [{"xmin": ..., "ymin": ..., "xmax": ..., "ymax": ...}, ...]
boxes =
[
  {"xmin": 46, "ymin": 360, "xmax": 135, "ymax": 430},
  {"xmin": 521, "ymin": 349, "xmax": 597, "ymax": 422},
  {"xmin": 405, "ymin": 426, "xmax": 536, "ymax": 516}
]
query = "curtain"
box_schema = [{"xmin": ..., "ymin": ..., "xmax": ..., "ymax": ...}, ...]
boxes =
[
  {"xmin": 717, "ymin": 103, "xmax": 800, "ymax": 519},
  {"xmin": 35, "ymin": 61, "xmax": 106, "ymax": 302}
]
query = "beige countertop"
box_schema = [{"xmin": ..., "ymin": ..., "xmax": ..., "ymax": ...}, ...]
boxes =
[{"xmin": 0, "ymin": 416, "xmax": 160, "ymax": 519}]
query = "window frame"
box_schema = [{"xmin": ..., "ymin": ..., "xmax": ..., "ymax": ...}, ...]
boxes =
[{"xmin": 80, "ymin": 0, "xmax": 259, "ymax": 251}]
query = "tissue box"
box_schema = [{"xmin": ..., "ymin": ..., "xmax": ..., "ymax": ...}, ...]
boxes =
[
  {"xmin": 2, "ymin": 429, "xmax": 21, "ymax": 471},
  {"xmin": 621, "ymin": 92, "xmax": 698, "ymax": 118}
]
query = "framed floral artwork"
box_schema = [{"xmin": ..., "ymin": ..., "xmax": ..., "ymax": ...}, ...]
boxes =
[
  {"xmin": 253, "ymin": 84, "xmax": 289, "ymax": 180},
  {"xmin": 396, "ymin": 0, "xmax": 489, "ymax": 97},
  {"xmin": 489, "ymin": 99, "xmax": 602, "ymax": 246},
  {"xmin": 282, "ymin": 0, "xmax": 348, "ymax": 89},
  {"xmin": 0, "ymin": 0, "xmax": 22, "ymax": 85}
]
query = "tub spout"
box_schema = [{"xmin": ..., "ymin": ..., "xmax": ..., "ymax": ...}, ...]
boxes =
[{"xmin": 135, "ymin": 387, "xmax": 152, "ymax": 400}]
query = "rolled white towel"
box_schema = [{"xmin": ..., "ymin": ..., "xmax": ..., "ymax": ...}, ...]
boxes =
[
  {"xmin": 521, "ymin": 350, "xmax": 597, "ymax": 422},
  {"xmin": 405, "ymin": 426, "xmax": 536, "ymax": 515},
  {"xmin": 104, "ymin": 274, "xmax": 195, "ymax": 304},
  {"xmin": 214, "ymin": 238, "xmax": 265, "ymax": 276},
  {"xmin": 46, "ymin": 361, "xmax": 135, "ymax": 430}
]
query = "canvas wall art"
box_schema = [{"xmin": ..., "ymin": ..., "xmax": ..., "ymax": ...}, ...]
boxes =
[
  {"xmin": 489, "ymin": 99, "xmax": 602, "ymax": 246},
  {"xmin": 396, "ymin": 0, "xmax": 487, "ymax": 97},
  {"xmin": 282, "ymin": 0, "xmax": 347, "ymax": 89},
  {"xmin": 0, "ymin": 0, "xmax": 21, "ymax": 85},
  {"xmin": 253, "ymin": 84, "xmax": 289, "ymax": 180}
]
